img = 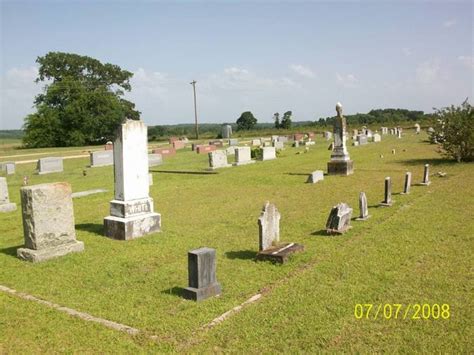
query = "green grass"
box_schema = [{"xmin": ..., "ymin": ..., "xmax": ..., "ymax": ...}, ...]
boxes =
[{"xmin": 0, "ymin": 133, "xmax": 472, "ymax": 352}]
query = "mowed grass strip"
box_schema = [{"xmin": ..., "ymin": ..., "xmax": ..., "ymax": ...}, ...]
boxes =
[{"xmin": 0, "ymin": 132, "xmax": 472, "ymax": 352}]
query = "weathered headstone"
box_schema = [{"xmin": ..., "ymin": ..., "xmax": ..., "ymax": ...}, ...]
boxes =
[
  {"xmin": 327, "ymin": 102, "xmax": 354, "ymax": 175},
  {"xmin": 183, "ymin": 247, "xmax": 222, "ymax": 301},
  {"xmin": 261, "ymin": 147, "xmax": 276, "ymax": 161},
  {"xmin": 355, "ymin": 192, "xmax": 370, "ymax": 220},
  {"xmin": 90, "ymin": 150, "xmax": 114, "ymax": 167},
  {"xmin": 401, "ymin": 172, "xmax": 411, "ymax": 194},
  {"xmin": 17, "ymin": 182, "xmax": 84, "ymax": 262},
  {"xmin": 324, "ymin": 131, "xmax": 333, "ymax": 140},
  {"xmin": 307, "ymin": 170, "xmax": 324, "ymax": 184},
  {"xmin": 208, "ymin": 150, "xmax": 232, "ymax": 170},
  {"xmin": 420, "ymin": 164, "xmax": 431, "ymax": 185},
  {"xmin": 380, "ymin": 177, "xmax": 393, "ymax": 206},
  {"xmin": 233, "ymin": 147, "xmax": 255, "ymax": 166},
  {"xmin": 148, "ymin": 153, "xmax": 163, "ymax": 167},
  {"xmin": 4, "ymin": 162, "xmax": 15, "ymax": 175},
  {"xmin": 256, "ymin": 202, "xmax": 304, "ymax": 263},
  {"xmin": 221, "ymin": 124, "xmax": 232, "ymax": 139},
  {"xmin": 373, "ymin": 133, "xmax": 381, "ymax": 142},
  {"xmin": 0, "ymin": 177, "xmax": 17, "ymax": 212},
  {"xmin": 414, "ymin": 123, "xmax": 421, "ymax": 134},
  {"xmin": 104, "ymin": 119, "xmax": 161, "ymax": 240},
  {"xmin": 357, "ymin": 134, "xmax": 368, "ymax": 145},
  {"xmin": 397, "ymin": 130, "xmax": 402, "ymax": 139},
  {"xmin": 37, "ymin": 157, "xmax": 63, "ymax": 174},
  {"xmin": 293, "ymin": 141, "xmax": 300, "ymax": 148},
  {"xmin": 326, "ymin": 202, "xmax": 352, "ymax": 234}
]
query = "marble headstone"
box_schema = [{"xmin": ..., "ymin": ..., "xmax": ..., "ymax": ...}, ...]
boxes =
[
  {"xmin": 90, "ymin": 150, "xmax": 114, "ymax": 167},
  {"xmin": 234, "ymin": 147, "xmax": 255, "ymax": 166},
  {"xmin": 261, "ymin": 147, "xmax": 276, "ymax": 161},
  {"xmin": 380, "ymin": 177, "xmax": 393, "ymax": 206},
  {"xmin": 356, "ymin": 192, "xmax": 370, "ymax": 220},
  {"xmin": 148, "ymin": 153, "xmax": 163, "ymax": 167},
  {"xmin": 420, "ymin": 164, "xmax": 431, "ymax": 185},
  {"xmin": 307, "ymin": 170, "xmax": 324, "ymax": 184},
  {"xmin": 208, "ymin": 150, "xmax": 232, "ymax": 170},
  {"xmin": 37, "ymin": 157, "xmax": 63, "ymax": 174},
  {"xmin": 258, "ymin": 202, "xmax": 280, "ymax": 251},
  {"xmin": 326, "ymin": 202, "xmax": 353, "ymax": 234},
  {"xmin": 0, "ymin": 177, "xmax": 17, "ymax": 212}
]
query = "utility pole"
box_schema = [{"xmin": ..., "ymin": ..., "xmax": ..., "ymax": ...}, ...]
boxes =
[{"xmin": 190, "ymin": 80, "xmax": 199, "ymax": 139}]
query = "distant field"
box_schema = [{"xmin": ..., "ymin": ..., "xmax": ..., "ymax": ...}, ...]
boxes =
[{"xmin": 0, "ymin": 132, "xmax": 472, "ymax": 352}]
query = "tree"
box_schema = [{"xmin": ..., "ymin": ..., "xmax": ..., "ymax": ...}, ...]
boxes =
[
  {"xmin": 23, "ymin": 52, "xmax": 140, "ymax": 147},
  {"xmin": 236, "ymin": 111, "xmax": 258, "ymax": 130},
  {"xmin": 273, "ymin": 112, "xmax": 280, "ymax": 129},
  {"xmin": 432, "ymin": 98, "xmax": 473, "ymax": 162},
  {"xmin": 280, "ymin": 111, "xmax": 292, "ymax": 129}
]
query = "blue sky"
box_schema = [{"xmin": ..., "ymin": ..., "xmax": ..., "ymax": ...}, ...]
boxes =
[{"xmin": 1, "ymin": 1, "xmax": 473, "ymax": 129}]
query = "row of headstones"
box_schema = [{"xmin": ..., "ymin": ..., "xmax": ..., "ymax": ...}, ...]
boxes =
[{"xmin": 208, "ymin": 146, "xmax": 277, "ymax": 169}]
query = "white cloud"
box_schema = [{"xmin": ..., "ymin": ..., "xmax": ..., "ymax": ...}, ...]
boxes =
[
  {"xmin": 402, "ymin": 48, "xmax": 412, "ymax": 57},
  {"xmin": 443, "ymin": 19, "xmax": 457, "ymax": 28},
  {"xmin": 289, "ymin": 64, "xmax": 315, "ymax": 78},
  {"xmin": 458, "ymin": 56, "xmax": 474, "ymax": 70},
  {"xmin": 336, "ymin": 72, "xmax": 358, "ymax": 88},
  {"xmin": 416, "ymin": 60, "xmax": 440, "ymax": 84}
]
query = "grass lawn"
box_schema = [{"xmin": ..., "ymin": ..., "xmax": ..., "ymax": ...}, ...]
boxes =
[{"xmin": 0, "ymin": 132, "xmax": 472, "ymax": 352}]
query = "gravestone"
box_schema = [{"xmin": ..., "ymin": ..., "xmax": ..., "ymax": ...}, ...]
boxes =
[
  {"xmin": 104, "ymin": 119, "xmax": 161, "ymax": 240},
  {"xmin": 90, "ymin": 150, "xmax": 114, "ymax": 167},
  {"xmin": 397, "ymin": 130, "xmax": 402, "ymax": 138},
  {"xmin": 37, "ymin": 157, "xmax": 63, "ymax": 174},
  {"xmin": 401, "ymin": 172, "xmax": 411, "ymax": 194},
  {"xmin": 414, "ymin": 123, "xmax": 421, "ymax": 134},
  {"xmin": 381, "ymin": 127, "xmax": 388, "ymax": 134},
  {"xmin": 324, "ymin": 131, "xmax": 333, "ymax": 140},
  {"xmin": 357, "ymin": 134, "xmax": 368, "ymax": 145},
  {"xmin": 196, "ymin": 145, "xmax": 217, "ymax": 154},
  {"xmin": 277, "ymin": 136, "xmax": 288, "ymax": 143},
  {"xmin": 373, "ymin": 133, "xmax": 381, "ymax": 142},
  {"xmin": 420, "ymin": 164, "xmax": 431, "ymax": 185},
  {"xmin": 153, "ymin": 147, "xmax": 176, "ymax": 157},
  {"xmin": 17, "ymin": 182, "xmax": 84, "ymax": 262},
  {"xmin": 293, "ymin": 141, "xmax": 300, "ymax": 148},
  {"xmin": 327, "ymin": 102, "xmax": 354, "ymax": 175},
  {"xmin": 263, "ymin": 141, "xmax": 272, "ymax": 147},
  {"xmin": 326, "ymin": 202, "xmax": 352, "ymax": 234},
  {"xmin": 5, "ymin": 162, "xmax": 15, "ymax": 175},
  {"xmin": 228, "ymin": 138, "xmax": 239, "ymax": 146},
  {"xmin": 0, "ymin": 177, "xmax": 17, "ymax": 212},
  {"xmin": 234, "ymin": 147, "xmax": 255, "ymax": 166},
  {"xmin": 356, "ymin": 192, "xmax": 370, "ymax": 220},
  {"xmin": 256, "ymin": 202, "xmax": 304, "ymax": 263},
  {"xmin": 209, "ymin": 140, "xmax": 224, "ymax": 147},
  {"xmin": 104, "ymin": 141, "xmax": 113, "ymax": 150},
  {"xmin": 273, "ymin": 141, "xmax": 284, "ymax": 150},
  {"xmin": 352, "ymin": 141, "xmax": 359, "ymax": 146},
  {"xmin": 208, "ymin": 150, "xmax": 232, "ymax": 170},
  {"xmin": 169, "ymin": 136, "xmax": 179, "ymax": 144},
  {"xmin": 380, "ymin": 177, "xmax": 393, "ymax": 206},
  {"xmin": 183, "ymin": 247, "xmax": 222, "ymax": 301},
  {"xmin": 294, "ymin": 133, "xmax": 304, "ymax": 141},
  {"xmin": 252, "ymin": 139, "xmax": 262, "ymax": 147},
  {"xmin": 221, "ymin": 124, "xmax": 232, "ymax": 139},
  {"xmin": 307, "ymin": 170, "xmax": 324, "ymax": 184},
  {"xmin": 173, "ymin": 140, "xmax": 185, "ymax": 150},
  {"xmin": 261, "ymin": 147, "xmax": 276, "ymax": 161},
  {"xmin": 225, "ymin": 146, "xmax": 236, "ymax": 156},
  {"xmin": 148, "ymin": 153, "xmax": 163, "ymax": 167}
]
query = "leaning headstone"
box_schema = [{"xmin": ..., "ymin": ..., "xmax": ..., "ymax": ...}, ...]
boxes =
[
  {"xmin": 37, "ymin": 157, "xmax": 63, "ymax": 174},
  {"xmin": 355, "ymin": 192, "xmax": 370, "ymax": 220},
  {"xmin": 307, "ymin": 170, "xmax": 324, "ymax": 184},
  {"xmin": 183, "ymin": 247, "xmax": 222, "ymax": 301},
  {"xmin": 104, "ymin": 119, "xmax": 161, "ymax": 240},
  {"xmin": 327, "ymin": 102, "xmax": 353, "ymax": 175},
  {"xmin": 261, "ymin": 147, "xmax": 276, "ymax": 161},
  {"xmin": 401, "ymin": 172, "xmax": 412, "ymax": 194},
  {"xmin": 326, "ymin": 202, "xmax": 352, "ymax": 234},
  {"xmin": 233, "ymin": 147, "xmax": 254, "ymax": 166},
  {"xmin": 373, "ymin": 133, "xmax": 381, "ymax": 142},
  {"xmin": 208, "ymin": 150, "xmax": 232, "ymax": 170},
  {"xmin": 17, "ymin": 182, "xmax": 84, "ymax": 262},
  {"xmin": 380, "ymin": 177, "xmax": 393, "ymax": 206},
  {"xmin": 90, "ymin": 150, "xmax": 114, "ymax": 167},
  {"xmin": 0, "ymin": 177, "xmax": 17, "ymax": 212},
  {"xmin": 148, "ymin": 153, "xmax": 163, "ymax": 167},
  {"xmin": 256, "ymin": 202, "xmax": 303, "ymax": 263},
  {"xmin": 420, "ymin": 164, "xmax": 431, "ymax": 185}
]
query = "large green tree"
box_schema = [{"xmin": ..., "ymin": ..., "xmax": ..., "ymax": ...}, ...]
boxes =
[
  {"xmin": 236, "ymin": 111, "xmax": 258, "ymax": 130},
  {"xmin": 280, "ymin": 110, "xmax": 292, "ymax": 129},
  {"xmin": 23, "ymin": 52, "xmax": 140, "ymax": 147}
]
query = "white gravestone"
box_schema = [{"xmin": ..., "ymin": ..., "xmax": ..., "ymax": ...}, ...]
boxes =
[
  {"xmin": 373, "ymin": 133, "xmax": 381, "ymax": 142},
  {"xmin": 234, "ymin": 147, "xmax": 255, "ymax": 166},
  {"xmin": 221, "ymin": 124, "xmax": 232, "ymax": 139},
  {"xmin": 252, "ymin": 139, "xmax": 262, "ymax": 147},
  {"xmin": 148, "ymin": 154, "xmax": 163, "ymax": 167},
  {"xmin": 37, "ymin": 157, "xmax": 63, "ymax": 174},
  {"xmin": 208, "ymin": 150, "xmax": 232, "ymax": 170},
  {"xmin": 356, "ymin": 192, "xmax": 370, "ymax": 220},
  {"xmin": 17, "ymin": 182, "xmax": 84, "ymax": 262},
  {"xmin": 104, "ymin": 120, "xmax": 161, "ymax": 240},
  {"xmin": 261, "ymin": 147, "xmax": 276, "ymax": 161},
  {"xmin": 0, "ymin": 177, "xmax": 17, "ymax": 212},
  {"xmin": 273, "ymin": 141, "xmax": 284, "ymax": 150},
  {"xmin": 326, "ymin": 202, "xmax": 353, "ymax": 234},
  {"xmin": 5, "ymin": 162, "xmax": 15, "ymax": 175},
  {"xmin": 307, "ymin": 170, "xmax": 324, "ymax": 184},
  {"xmin": 90, "ymin": 150, "xmax": 114, "ymax": 167},
  {"xmin": 258, "ymin": 202, "xmax": 280, "ymax": 251}
]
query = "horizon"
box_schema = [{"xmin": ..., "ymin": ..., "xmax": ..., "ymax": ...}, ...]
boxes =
[{"xmin": 1, "ymin": 1, "xmax": 472, "ymax": 130}]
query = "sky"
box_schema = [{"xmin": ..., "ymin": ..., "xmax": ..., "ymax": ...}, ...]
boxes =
[{"xmin": 0, "ymin": 0, "xmax": 473, "ymax": 130}]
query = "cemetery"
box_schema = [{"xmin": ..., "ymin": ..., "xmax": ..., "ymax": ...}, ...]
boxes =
[{"xmin": 0, "ymin": 121, "xmax": 472, "ymax": 352}]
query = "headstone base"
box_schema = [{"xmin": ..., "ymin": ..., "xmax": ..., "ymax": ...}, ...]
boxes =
[
  {"xmin": 207, "ymin": 164, "xmax": 232, "ymax": 171},
  {"xmin": 355, "ymin": 215, "xmax": 371, "ymax": 221},
  {"xmin": 327, "ymin": 160, "xmax": 354, "ymax": 176},
  {"xmin": 419, "ymin": 182, "xmax": 431, "ymax": 186},
  {"xmin": 379, "ymin": 201, "xmax": 394, "ymax": 207},
  {"xmin": 17, "ymin": 241, "xmax": 84, "ymax": 263},
  {"xmin": 104, "ymin": 213, "xmax": 161, "ymax": 240},
  {"xmin": 256, "ymin": 243, "xmax": 304, "ymax": 264},
  {"xmin": 233, "ymin": 160, "xmax": 256, "ymax": 166},
  {"xmin": 0, "ymin": 203, "xmax": 17, "ymax": 213},
  {"xmin": 183, "ymin": 282, "xmax": 222, "ymax": 301},
  {"xmin": 327, "ymin": 226, "xmax": 352, "ymax": 235}
]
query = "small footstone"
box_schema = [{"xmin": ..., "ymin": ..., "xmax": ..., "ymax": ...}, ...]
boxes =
[{"xmin": 255, "ymin": 243, "xmax": 304, "ymax": 264}]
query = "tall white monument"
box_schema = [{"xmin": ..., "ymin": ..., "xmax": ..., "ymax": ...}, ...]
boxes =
[
  {"xmin": 327, "ymin": 102, "xmax": 354, "ymax": 175},
  {"xmin": 104, "ymin": 119, "xmax": 161, "ymax": 240}
]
